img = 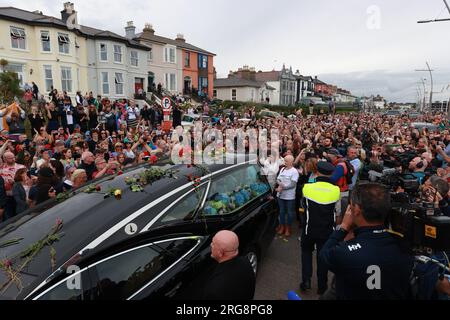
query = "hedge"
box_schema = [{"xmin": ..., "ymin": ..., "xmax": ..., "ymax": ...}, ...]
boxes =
[{"xmin": 211, "ymin": 100, "xmax": 359, "ymax": 115}]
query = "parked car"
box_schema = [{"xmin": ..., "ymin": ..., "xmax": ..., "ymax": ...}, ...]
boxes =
[
  {"xmin": 407, "ymin": 111, "xmax": 422, "ymax": 119},
  {"xmin": 181, "ymin": 114, "xmax": 212, "ymax": 129},
  {"xmin": 0, "ymin": 160, "xmax": 277, "ymax": 300},
  {"xmin": 258, "ymin": 109, "xmax": 282, "ymax": 119},
  {"xmin": 287, "ymin": 114, "xmax": 297, "ymax": 120},
  {"xmin": 301, "ymin": 97, "xmax": 326, "ymax": 106},
  {"xmin": 411, "ymin": 122, "xmax": 439, "ymax": 131},
  {"xmin": 384, "ymin": 110, "xmax": 402, "ymax": 117}
]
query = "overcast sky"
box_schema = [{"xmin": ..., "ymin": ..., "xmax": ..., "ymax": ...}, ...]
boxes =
[{"xmin": 4, "ymin": 0, "xmax": 450, "ymax": 102}]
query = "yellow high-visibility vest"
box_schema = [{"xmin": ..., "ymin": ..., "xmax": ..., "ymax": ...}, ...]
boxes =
[{"xmin": 303, "ymin": 181, "xmax": 340, "ymax": 205}]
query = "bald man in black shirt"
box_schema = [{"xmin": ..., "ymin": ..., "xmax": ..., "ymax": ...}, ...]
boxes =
[{"xmin": 202, "ymin": 231, "xmax": 256, "ymax": 300}]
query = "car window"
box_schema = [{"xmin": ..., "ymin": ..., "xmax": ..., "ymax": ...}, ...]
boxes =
[
  {"xmin": 36, "ymin": 270, "xmax": 87, "ymax": 300},
  {"xmin": 91, "ymin": 238, "xmax": 197, "ymax": 300},
  {"xmin": 158, "ymin": 185, "xmax": 207, "ymax": 224},
  {"xmin": 182, "ymin": 116, "xmax": 194, "ymax": 122},
  {"xmin": 202, "ymin": 165, "xmax": 270, "ymax": 217}
]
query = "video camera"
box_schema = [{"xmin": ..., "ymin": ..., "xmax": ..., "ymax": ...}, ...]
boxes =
[
  {"xmin": 368, "ymin": 169, "xmax": 420, "ymax": 195},
  {"xmin": 388, "ymin": 195, "xmax": 450, "ymax": 253},
  {"xmin": 383, "ymin": 150, "xmax": 418, "ymax": 172}
]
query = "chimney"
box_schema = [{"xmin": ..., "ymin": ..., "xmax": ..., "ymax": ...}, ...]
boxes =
[
  {"xmin": 125, "ymin": 21, "xmax": 136, "ymax": 39},
  {"xmin": 235, "ymin": 66, "xmax": 255, "ymax": 81},
  {"xmin": 61, "ymin": 2, "xmax": 75, "ymax": 24},
  {"xmin": 33, "ymin": 10, "xmax": 43, "ymax": 15},
  {"xmin": 175, "ymin": 33, "xmax": 185, "ymax": 42},
  {"xmin": 143, "ymin": 23, "xmax": 155, "ymax": 35}
]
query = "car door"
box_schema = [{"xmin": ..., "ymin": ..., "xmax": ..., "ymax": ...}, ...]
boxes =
[{"xmin": 81, "ymin": 236, "xmax": 207, "ymax": 300}]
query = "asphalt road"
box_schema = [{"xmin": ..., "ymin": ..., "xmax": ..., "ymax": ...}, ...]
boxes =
[{"xmin": 254, "ymin": 220, "xmax": 323, "ymax": 301}]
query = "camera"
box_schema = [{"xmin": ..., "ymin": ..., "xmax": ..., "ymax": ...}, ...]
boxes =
[
  {"xmin": 389, "ymin": 199, "xmax": 450, "ymax": 252},
  {"xmin": 368, "ymin": 169, "xmax": 420, "ymax": 195}
]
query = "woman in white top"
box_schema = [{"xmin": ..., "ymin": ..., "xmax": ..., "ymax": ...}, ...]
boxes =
[{"xmin": 275, "ymin": 155, "xmax": 299, "ymax": 238}]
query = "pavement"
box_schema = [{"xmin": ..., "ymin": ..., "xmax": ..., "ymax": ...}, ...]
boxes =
[{"xmin": 255, "ymin": 220, "xmax": 324, "ymax": 301}]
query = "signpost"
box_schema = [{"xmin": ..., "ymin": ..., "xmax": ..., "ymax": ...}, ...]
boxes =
[{"xmin": 161, "ymin": 96, "xmax": 173, "ymax": 132}]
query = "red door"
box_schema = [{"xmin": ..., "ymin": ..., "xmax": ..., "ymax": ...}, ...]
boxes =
[{"xmin": 135, "ymin": 78, "xmax": 144, "ymax": 93}]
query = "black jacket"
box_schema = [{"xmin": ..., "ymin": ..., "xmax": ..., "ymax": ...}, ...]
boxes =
[
  {"xmin": 28, "ymin": 113, "xmax": 45, "ymax": 133},
  {"xmin": 320, "ymin": 226, "xmax": 414, "ymax": 300},
  {"xmin": 0, "ymin": 176, "xmax": 7, "ymax": 209},
  {"xmin": 173, "ymin": 108, "xmax": 182, "ymax": 127},
  {"xmin": 202, "ymin": 256, "xmax": 256, "ymax": 300},
  {"xmin": 12, "ymin": 182, "xmax": 28, "ymax": 214},
  {"xmin": 78, "ymin": 162, "xmax": 97, "ymax": 181},
  {"xmin": 301, "ymin": 177, "xmax": 340, "ymax": 239}
]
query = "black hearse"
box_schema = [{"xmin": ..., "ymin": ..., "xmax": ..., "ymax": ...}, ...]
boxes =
[{"xmin": 0, "ymin": 157, "xmax": 277, "ymax": 300}]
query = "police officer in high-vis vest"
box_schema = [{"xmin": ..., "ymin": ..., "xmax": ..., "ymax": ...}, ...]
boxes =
[{"xmin": 300, "ymin": 161, "xmax": 340, "ymax": 294}]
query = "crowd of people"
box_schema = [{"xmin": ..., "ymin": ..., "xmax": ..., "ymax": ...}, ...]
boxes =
[
  {"xmin": 265, "ymin": 112, "xmax": 450, "ymax": 299},
  {"xmin": 0, "ymin": 86, "xmax": 449, "ymax": 299}
]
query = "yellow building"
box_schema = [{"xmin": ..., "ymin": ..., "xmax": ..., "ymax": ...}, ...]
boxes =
[{"xmin": 0, "ymin": 6, "xmax": 89, "ymax": 98}]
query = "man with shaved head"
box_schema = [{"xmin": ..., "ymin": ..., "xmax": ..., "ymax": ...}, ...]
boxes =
[{"xmin": 202, "ymin": 230, "xmax": 256, "ymax": 300}]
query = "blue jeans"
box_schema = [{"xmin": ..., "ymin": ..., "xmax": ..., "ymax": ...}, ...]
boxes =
[{"xmin": 277, "ymin": 198, "xmax": 295, "ymax": 226}]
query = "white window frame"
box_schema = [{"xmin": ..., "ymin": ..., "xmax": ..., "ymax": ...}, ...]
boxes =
[
  {"xmin": 164, "ymin": 73, "xmax": 177, "ymax": 92},
  {"xmin": 5, "ymin": 63, "xmax": 25, "ymax": 86},
  {"xmin": 231, "ymin": 89, "xmax": 237, "ymax": 101},
  {"xmin": 10, "ymin": 26, "xmax": 26, "ymax": 50},
  {"xmin": 201, "ymin": 55, "xmax": 208, "ymax": 69},
  {"xmin": 164, "ymin": 46, "xmax": 176, "ymax": 64},
  {"xmin": 102, "ymin": 72, "xmax": 109, "ymax": 95},
  {"xmin": 43, "ymin": 65, "xmax": 53, "ymax": 92},
  {"xmin": 40, "ymin": 31, "xmax": 51, "ymax": 52},
  {"xmin": 147, "ymin": 48, "xmax": 153, "ymax": 63},
  {"xmin": 115, "ymin": 72, "xmax": 124, "ymax": 95},
  {"xmin": 114, "ymin": 45, "xmax": 123, "ymax": 63},
  {"xmin": 130, "ymin": 50, "xmax": 139, "ymax": 67},
  {"xmin": 185, "ymin": 51, "xmax": 190, "ymax": 67},
  {"xmin": 58, "ymin": 33, "xmax": 70, "ymax": 54},
  {"xmin": 61, "ymin": 67, "xmax": 72, "ymax": 93},
  {"xmin": 99, "ymin": 43, "xmax": 108, "ymax": 61}
]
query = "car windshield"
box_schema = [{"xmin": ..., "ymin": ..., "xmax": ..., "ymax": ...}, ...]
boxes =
[{"xmin": 182, "ymin": 115, "xmax": 195, "ymax": 122}]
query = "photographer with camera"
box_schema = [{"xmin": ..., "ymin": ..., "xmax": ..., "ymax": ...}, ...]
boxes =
[
  {"xmin": 421, "ymin": 175, "xmax": 450, "ymax": 216},
  {"xmin": 319, "ymin": 183, "xmax": 414, "ymax": 300},
  {"xmin": 409, "ymin": 157, "xmax": 428, "ymax": 185}
]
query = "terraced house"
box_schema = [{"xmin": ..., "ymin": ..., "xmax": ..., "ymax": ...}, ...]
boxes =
[
  {"xmin": 0, "ymin": 2, "xmax": 215, "ymax": 100},
  {"xmin": 254, "ymin": 65, "xmax": 297, "ymax": 106},
  {"xmin": 0, "ymin": 4, "xmax": 90, "ymax": 97},
  {"xmin": 133, "ymin": 24, "xmax": 215, "ymax": 98}
]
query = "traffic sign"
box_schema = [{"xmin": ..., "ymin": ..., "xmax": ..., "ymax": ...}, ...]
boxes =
[{"xmin": 161, "ymin": 97, "xmax": 172, "ymax": 110}]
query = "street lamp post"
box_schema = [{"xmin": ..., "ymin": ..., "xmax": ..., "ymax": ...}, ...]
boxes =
[
  {"xmin": 416, "ymin": 64, "xmax": 434, "ymax": 112},
  {"xmin": 418, "ymin": 79, "xmax": 427, "ymax": 112},
  {"xmin": 427, "ymin": 62, "xmax": 434, "ymax": 111}
]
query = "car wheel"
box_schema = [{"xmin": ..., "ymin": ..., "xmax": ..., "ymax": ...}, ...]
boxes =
[{"xmin": 246, "ymin": 250, "xmax": 258, "ymax": 275}]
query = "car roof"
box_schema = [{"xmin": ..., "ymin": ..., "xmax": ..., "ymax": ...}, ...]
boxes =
[{"xmin": 0, "ymin": 157, "xmax": 257, "ymax": 299}]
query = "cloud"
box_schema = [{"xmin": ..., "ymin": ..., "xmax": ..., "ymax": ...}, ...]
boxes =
[
  {"xmin": 1, "ymin": 0, "xmax": 449, "ymax": 102},
  {"xmin": 319, "ymin": 69, "xmax": 450, "ymax": 102}
]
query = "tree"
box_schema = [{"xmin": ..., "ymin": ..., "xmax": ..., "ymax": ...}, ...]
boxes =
[
  {"xmin": 0, "ymin": 71, "xmax": 23, "ymax": 103},
  {"xmin": 0, "ymin": 59, "xmax": 8, "ymax": 72}
]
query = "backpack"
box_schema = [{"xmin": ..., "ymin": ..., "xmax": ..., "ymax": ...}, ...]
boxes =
[{"xmin": 339, "ymin": 159, "xmax": 356, "ymax": 185}]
